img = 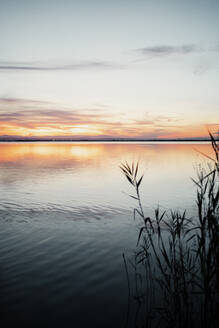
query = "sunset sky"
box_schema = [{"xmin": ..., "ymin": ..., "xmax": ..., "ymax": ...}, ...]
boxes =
[{"xmin": 0, "ymin": 0, "xmax": 219, "ymax": 139}]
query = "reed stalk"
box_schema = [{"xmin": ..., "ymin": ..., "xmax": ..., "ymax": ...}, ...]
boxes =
[{"xmin": 121, "ymin": 133, "xmax": 219, "ymax": 328}]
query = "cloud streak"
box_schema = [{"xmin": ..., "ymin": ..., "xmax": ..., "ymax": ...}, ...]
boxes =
[
  {"xmin": 137, "ymin": 44, "xmax": 203, "ymax": 57},
  {"xmin": 0, "ymin": 61, "xmax": 123, "ymax": 72}
]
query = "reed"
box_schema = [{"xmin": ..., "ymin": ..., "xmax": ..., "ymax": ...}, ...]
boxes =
[{"xmin": 121, "ymin": 133, "xmax": 219, "ymax": 328}]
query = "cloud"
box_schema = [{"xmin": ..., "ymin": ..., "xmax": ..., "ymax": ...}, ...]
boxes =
[
  {"xmin": 0, "ymin": 98, "xmax": 119, "ymax": 131},
  {"xmin": 0, "ymin": 97, "xmax": 197, "ymax": 139},
  {"xmin": 0, "ymin": 61, "xmax": 123, "ymax": 71},
  {"xmin": 0, "ymin": 97, "xmax": 39, "ymax": 103},
  {"xmin": 0, "ymin": 109, "xmax": 107, "ymax": 127},
  {"xmin": 136, "ymin": 44, "xmax": 202, "ymax": 57}
]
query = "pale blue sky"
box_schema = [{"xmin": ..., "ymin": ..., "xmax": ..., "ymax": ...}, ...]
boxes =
[{"xmin": 0, "ymin": 0, "xmax": 219, "ymax": 138}]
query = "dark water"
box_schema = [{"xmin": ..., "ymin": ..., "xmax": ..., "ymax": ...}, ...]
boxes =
[{"xmin": 0, "ymin": 142, "xmax": 212, "ymax": 327}]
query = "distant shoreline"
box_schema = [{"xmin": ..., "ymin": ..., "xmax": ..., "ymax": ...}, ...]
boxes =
[{"xmin": 0, "ymin": 138, "xmax": 212, "ymax": 143}]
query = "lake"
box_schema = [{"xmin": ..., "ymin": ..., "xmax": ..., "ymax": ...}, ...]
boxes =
[{"xmin": 0, "ymin": 142, "xmax": 212, "ymax": 327}]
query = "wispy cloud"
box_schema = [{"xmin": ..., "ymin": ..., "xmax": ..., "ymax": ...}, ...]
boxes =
[
  {"xmin": 0, "ymin": 61, "xmax": 123, "ymax": 71},
  {"xmin": 0, "ymin": 97, "xmax": 185, "ymax": 138},
  {"xmin": 136, "ymin": 44, "xmax": 203, "ymax": 57},
  {"xmin": 1, "ymin": 97, "xmax": 214, "ymax": 139}
]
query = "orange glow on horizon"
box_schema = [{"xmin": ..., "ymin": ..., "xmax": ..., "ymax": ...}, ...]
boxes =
[
  {"xmin": 0, "ymin": 124, "xmax": 103, "ymax": 137},
  {"xmin": 0, "ymin": 103, "xmax": 218, "ymax": 139},
  {"xmin": 0, "ymin": 122, "xmax": 218, "ymax": 139}
]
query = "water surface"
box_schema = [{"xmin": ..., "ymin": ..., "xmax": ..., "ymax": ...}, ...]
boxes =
[{"xmin": 0, "ymin": 142, "xmax": 212, "ymax": 327}]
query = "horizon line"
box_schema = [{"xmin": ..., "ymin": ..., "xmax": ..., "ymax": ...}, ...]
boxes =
[{"xmin": 0, "ymin": 137, "xmax": 213, "ymax": 142}]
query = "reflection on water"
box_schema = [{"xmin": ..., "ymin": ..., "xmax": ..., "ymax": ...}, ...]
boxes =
[
  {"xmin": 0, "ymin": 142, "xmax": 212, "ymax": 327},
  {"xmin": 0, "ymin": 141, "xmax": 212, "ymax": 165},
  {"xmin": 0, "ymin": 142, "xmax": 212, "ymax": 212}
]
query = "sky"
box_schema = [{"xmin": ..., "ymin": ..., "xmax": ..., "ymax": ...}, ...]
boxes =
[{"xmin": 0, "ymin": 0, "xmax": 219, "ymax": 139}]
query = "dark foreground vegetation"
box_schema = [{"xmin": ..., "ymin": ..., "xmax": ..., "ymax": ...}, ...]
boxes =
[{"xmin": 121, "ymin": 133, "xmax": 219, "ymax": 328}]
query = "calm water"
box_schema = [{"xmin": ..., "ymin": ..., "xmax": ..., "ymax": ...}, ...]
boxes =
[{"xmin": 0, "ymin": 142, "xmax": 212, "ymax": 327}]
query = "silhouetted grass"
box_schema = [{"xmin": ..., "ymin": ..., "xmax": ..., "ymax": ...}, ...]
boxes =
[{"xmin": 121, "ymin": 133, "xmax": 219, "ymax": 328}]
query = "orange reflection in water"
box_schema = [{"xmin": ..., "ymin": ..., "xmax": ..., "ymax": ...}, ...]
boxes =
[
  {"xmin": 0, "ymin": 141, "xmax": 214, "ymax": 172},
  {"xmin": 0, "ymin": 142, "xmax": 102, "ymax": 165},
  {"xmin": 0, "ymin": 142, "xmax": 215, "ymax": 204}
]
